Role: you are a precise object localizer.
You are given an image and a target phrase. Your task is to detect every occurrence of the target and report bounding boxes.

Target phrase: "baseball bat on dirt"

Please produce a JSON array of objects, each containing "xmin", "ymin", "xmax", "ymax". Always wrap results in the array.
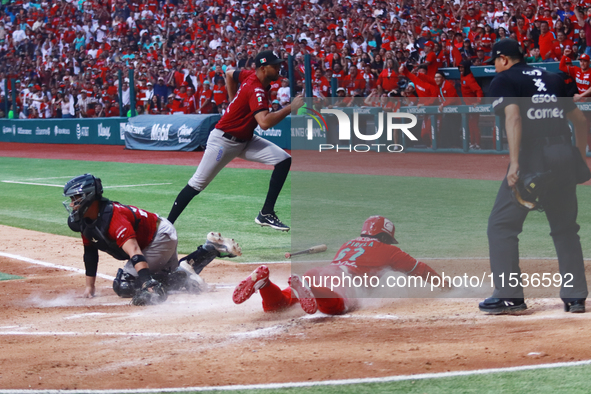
[{"xmin": 285, "ymin": 244, "xmax": 327, "ymax": 259}]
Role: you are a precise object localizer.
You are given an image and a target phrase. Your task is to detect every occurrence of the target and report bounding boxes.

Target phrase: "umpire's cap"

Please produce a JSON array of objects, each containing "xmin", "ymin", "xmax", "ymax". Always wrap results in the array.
[
  {"xmin": 488, "ymin": 39, "xmax": 524, "ymax": 63},
  {"xmin": 254, "ymin": 50, "xmax": 286, "ymax": 67}
]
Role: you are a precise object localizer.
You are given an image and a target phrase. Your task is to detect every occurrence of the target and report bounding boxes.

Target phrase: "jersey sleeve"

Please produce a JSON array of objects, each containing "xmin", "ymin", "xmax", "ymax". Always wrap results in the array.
[
  {"xmin": 559, "ymin": 56, "xmax": 577, "ymax": 79},
  {"xmin": 249, "ymin": 86, "xmax": 270, "ymax": 114},
  {"xmin": 108, "ymin": 205, "xmax": 138, "ymax": 248},
  {"xmin": 387, "ymin": 246, "xmax": 422, "ymax": 273}
]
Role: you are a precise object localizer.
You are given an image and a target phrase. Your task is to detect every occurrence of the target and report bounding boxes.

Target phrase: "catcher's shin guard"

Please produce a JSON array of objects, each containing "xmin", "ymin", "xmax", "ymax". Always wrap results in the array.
[
  {"xmin": 153, "ymin": 269, "xmax": 189, "ymax": 292},
  {"xmin": 179, "ymin": 244, "xmax": 219, "ymax": 275},
  {"xmin": 113, "ymin": 268, "xmax": 138, "ymax": 298}
]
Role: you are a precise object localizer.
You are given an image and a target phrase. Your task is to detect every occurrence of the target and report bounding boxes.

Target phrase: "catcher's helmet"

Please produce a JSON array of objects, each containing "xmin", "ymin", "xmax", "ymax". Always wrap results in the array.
[
  {"xmin": 63, "ymin": 173, "xmax": 103, "ymax": 222},
  {"xmin": 361, "ymin": 215, "xmax": 398, "ymax": 244}
]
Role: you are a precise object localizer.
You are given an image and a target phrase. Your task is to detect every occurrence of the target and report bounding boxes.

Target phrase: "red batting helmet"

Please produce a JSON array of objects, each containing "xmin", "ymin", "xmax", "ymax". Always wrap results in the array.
[{"xmin": 361, "ymin": 216, "xmax": 398, "ymax": 244}]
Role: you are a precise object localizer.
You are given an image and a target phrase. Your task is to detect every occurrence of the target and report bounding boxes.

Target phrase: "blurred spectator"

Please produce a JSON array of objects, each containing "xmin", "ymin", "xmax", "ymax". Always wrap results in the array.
[
  {"xmin": 154, "ymin": 77, "xmax": 168, "ymax": 105},
  {"xmin": 1, "ymin": 0, "xmax": 588, "ymax": 120},
  {"xmin": 277, "ymin": 78, "xmax": 291, "ymax": 106},
  {"xmin": 270, "ymin": 99, "xmax": 282, "ymax": 112},
  {"xmin": 212, "ymin": 78, "xmax": 228, "ymax": 108},
  {"xmin": 61, "ymin": 95, "xmax": 74, "ymax": 118},
  {"xmin": 197, "ymin": 80, "xmax": 214, "ymax": 114},
  {"xmin": 538, "ymin": 21, "xmax": 556, "ymax": 60},
  {"xmin": 525, "ymin": 46, "xmax": 544, "ymax": 63},
  {"xmin": 377, "ymin": 58, "xmax": 399, "ymax": 94},
  {"xmin": 459, "ymin": 60, "xmax": 484, "ymax": 150}
]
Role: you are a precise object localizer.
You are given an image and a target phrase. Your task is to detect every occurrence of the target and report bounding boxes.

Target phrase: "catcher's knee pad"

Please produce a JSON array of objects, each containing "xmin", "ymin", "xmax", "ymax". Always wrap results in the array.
[
  {"xmin": 179, "ymin": 244, "xmax": 218, "ymax": 275},
  {"xmin": 112, "ymin": 268, "xmax": 137, "ymax": 298}
]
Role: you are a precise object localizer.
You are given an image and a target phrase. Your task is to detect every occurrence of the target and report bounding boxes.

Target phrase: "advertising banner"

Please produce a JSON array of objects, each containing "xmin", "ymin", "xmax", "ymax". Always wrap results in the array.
[
  {"xmin": 0, "ymin": 118, "xmax": 127, "ymax": 145},
  {"xmin": 124, "ymin": 114, "xmax": 221, "ymax": 151}
]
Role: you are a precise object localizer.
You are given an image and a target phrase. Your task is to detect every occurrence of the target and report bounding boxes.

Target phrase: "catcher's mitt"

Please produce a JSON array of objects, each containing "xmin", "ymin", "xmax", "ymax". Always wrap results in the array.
[
  {"xmin": 131, "ymin": 279, "xmax": 168, "ymax": 306},
  {"xmin": 511, "ymin": 171, "xmax": 553, "ymax": 211}
]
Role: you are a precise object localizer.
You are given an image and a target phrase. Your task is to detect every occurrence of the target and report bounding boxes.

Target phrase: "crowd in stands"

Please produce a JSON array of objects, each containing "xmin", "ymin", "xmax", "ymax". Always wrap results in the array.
[{"xmin": 0, "ymin": 0, "xmax": 590, "ymax": 120}]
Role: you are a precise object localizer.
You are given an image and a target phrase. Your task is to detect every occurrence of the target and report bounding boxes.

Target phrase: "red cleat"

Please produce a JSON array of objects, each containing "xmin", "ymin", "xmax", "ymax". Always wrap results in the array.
[
  {"xmin": 232, "ymin": 265, "xmax": 270, "ymax": 304},
  {"xmin": 290, "ymin": 274, "xmax": 318, "ymax": 314}
]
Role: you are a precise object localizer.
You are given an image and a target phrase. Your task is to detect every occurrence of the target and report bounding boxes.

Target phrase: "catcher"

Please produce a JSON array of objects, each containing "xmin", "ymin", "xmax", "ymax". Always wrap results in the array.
[
  {"xmin": 232, "ymin": 216, "xmax": 447, "ymax": 315},
  {"xmin": 63, "ymin": 174, "xmax": 242, "ymax": 306}
]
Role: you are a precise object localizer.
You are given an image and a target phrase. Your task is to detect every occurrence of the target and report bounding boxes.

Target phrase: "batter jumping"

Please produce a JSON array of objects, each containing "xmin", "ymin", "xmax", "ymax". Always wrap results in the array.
[{"xmin": 167, "ymin": 50, "xmax": 304, "ymax": 231}]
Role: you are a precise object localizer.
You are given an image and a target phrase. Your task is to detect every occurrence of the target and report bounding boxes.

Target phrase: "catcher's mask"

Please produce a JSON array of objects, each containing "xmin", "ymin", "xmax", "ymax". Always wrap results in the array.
[
  {"xmin": 511, "ymin": 171, "xmax": 553, "ymax": 212},
  {"xmin": 361, "ymin": 215, "xmax": 398, "ymax": 244},
  {"xmin": 63, "ymin": 174, "xmax": 103, "ymax": 221}
]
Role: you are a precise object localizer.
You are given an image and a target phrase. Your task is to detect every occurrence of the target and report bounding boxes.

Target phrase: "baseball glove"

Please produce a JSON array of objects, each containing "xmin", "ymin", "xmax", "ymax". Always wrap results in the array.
[
  {"xmin": 511, "ymin": 171, "xmax": 553, "ymax": 211},
  {"xmin": 131, "ymin": 279, "xmax": 168, "ymax": 306}
]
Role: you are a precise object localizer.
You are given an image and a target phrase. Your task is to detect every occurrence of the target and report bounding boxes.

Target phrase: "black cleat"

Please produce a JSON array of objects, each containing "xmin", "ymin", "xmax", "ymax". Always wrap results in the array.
[
  {"xmin": 564, "ymin": 299, "xmax": 586, "ymax": 313},
  {"xmin": 478, "ymin": 297, "xmax": 527, "ymax": 314},
  {"xmin": 255, "ymin": 211, "xmax": 290, "ymax": 232}
]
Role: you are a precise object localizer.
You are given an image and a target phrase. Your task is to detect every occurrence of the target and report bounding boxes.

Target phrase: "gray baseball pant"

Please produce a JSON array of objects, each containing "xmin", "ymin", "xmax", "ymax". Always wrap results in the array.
[{"xmin": 188, "ymin": 128, "xmax": 290, "ymax": 191}]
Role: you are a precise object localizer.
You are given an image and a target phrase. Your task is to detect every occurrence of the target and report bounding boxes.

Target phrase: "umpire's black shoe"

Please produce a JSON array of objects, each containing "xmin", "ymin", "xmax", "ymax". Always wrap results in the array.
[
  {"xmin": 255, "ymin": 211, "xmax": 290, "ymax": 232},
  {"xmin": 478, "ymin": 297, "xmax": 527, "ymax": 314},
  {"xmin": 563, "ymin": 299, "xmax": 586, "ymax": 313}
]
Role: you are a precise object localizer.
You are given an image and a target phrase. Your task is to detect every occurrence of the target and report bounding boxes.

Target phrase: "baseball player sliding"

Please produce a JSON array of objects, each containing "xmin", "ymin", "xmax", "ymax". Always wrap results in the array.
[
  {"xmin": 168, "ymin": 50, "xmax": 304, "ymax": 232},
  {"xmin": 233, "ymin": 216, "xmax": 447, "ymax": 315},
  {"xmin": 63, "ymin": 174, "xmax": 242, "ymax": 305}
]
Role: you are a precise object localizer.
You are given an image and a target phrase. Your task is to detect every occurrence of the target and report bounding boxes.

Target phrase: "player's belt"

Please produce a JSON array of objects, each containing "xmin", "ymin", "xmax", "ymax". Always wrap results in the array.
[{"xmin": 222, "ymin": 132, "xmax": 248, "ymax": 143}]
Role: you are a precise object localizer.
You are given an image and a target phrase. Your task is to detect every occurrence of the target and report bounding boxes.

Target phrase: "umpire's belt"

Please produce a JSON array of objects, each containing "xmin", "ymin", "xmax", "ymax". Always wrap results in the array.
[
  {"xmin": 533, "ymin": 134, "xmax": 571, "ymax": 146},
  {"xmin": 222, "ymin": 132, "xmax": 248, "ymax": 143}
]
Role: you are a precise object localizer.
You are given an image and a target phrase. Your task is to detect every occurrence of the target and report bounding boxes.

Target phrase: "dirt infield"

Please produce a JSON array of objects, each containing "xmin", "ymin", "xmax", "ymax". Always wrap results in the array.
[
  {"xmin": 1, "ymin": 226, "xmax": 591, "ymax": 390},
  {"xmin": 1, "ymin": 142, "xmax": 591, "ymax": 390}
]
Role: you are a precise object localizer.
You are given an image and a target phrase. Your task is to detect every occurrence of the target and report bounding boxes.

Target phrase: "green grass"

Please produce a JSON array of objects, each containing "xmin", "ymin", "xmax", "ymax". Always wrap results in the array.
[
  {"xmin": 0, "ymin": 272, "xmax": 23, "ymax": 280},
  {"xmin": 0, "ymin": 157, "xmax": 290, "ymax": 262}
]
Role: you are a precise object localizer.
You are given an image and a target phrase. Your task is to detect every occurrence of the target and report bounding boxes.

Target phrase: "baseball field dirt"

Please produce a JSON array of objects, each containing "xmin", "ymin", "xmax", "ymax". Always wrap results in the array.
[{"xmin": 1, "ymin": 142, "xmax": 590, "ymax": 390}]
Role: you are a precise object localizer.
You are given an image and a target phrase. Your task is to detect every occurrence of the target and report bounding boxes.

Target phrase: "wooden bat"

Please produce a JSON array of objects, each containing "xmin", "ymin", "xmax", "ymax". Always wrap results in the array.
[{"xmin": 285, "ymin": 244, "xmax": 327, "ymax": 259}]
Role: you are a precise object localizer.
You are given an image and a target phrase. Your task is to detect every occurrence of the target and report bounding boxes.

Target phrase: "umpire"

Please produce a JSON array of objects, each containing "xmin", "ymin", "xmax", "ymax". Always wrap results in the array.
[{"xmin": 479, "ymin": 39, "xmax": 590, "ymax": 314}]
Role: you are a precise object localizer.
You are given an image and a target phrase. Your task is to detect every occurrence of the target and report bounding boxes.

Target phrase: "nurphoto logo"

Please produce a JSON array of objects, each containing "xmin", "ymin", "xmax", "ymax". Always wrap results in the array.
[{"xmin": 304, "ymin": 106, "xmax": 418, "ymax": 153}]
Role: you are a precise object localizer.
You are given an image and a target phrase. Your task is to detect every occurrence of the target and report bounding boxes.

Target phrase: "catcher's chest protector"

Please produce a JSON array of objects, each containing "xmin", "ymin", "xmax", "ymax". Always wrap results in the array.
[{"xmin": 81, "ymin": 201, "xmax": 131, "ymax": 261}]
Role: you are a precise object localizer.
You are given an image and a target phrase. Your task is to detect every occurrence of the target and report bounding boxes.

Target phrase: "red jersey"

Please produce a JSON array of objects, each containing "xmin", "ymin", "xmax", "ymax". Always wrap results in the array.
[
  {"xmin": 198, "ymin": 88, "xmax": 214, "ymax": 113},
  {"xmin": 212, "ymin": 84, "xmax": 228, "ymax": 105},
  {"xmin": 342, "ymin": 73, "xmax": 365, "ymax": 95},
  {"xmin": 312, "ymin": 76, "xmax": 330, "ymax": 97},
  {"xmin": 215, "ymin": 70, "xmax": 269, "ymax": 140},
  {"xmin": 401, "ymin": 68, "xmax": 438, "ymax": 105},
  {"xmin": 81, "ymin": 203, "xmax": 158, "ymax": 250},
  {"xmin": 460, "ymin": 73, "xmax": 484, "ymax": 105},
  {"xmin": 377, "ymin": 68, "xmax": 399, "ymax": 92},
  {"xmin": 330, "ymin": 236, "xmax": 437, "ymax": 281},
  {"xmin": 419, "ymin": 74, "xmax": 460, "ymax": 106},
  {"xmin": 551, "ymin": 39, "xmax": 574, "ymax": 59},
  {"xmin": 425, "ymin": 51, "xmax": 439, "ymax": 78},
  {"xmin": 559, "ymin": 56, "xmax": 591, "ymax": 94},
  {"xmin": 539, "ymin": 31, "xmax": 556, "ymax": 60}
]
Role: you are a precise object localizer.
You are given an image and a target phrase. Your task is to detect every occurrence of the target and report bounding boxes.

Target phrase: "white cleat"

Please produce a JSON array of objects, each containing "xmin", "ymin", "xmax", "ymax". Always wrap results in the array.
[{"xmin": 206, "ymin": 232, "xmax": 242, "ymax": 257}]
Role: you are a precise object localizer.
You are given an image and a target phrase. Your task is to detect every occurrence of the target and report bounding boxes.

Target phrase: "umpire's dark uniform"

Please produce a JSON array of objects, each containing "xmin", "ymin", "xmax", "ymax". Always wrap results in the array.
[{"xmin": 480, "ymin": 39, "xmax": 589, "ymax": 314}]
